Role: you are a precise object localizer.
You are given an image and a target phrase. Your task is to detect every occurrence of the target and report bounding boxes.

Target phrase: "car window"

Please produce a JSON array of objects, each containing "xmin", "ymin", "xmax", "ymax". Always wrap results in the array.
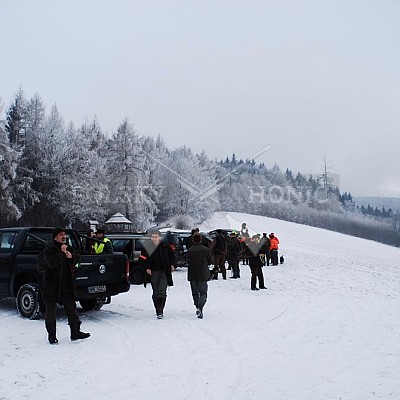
[
  {"xmin": 135, "ymin": 238, "xmax": 150, "ymax": 251},
  {"xmin": 0, "ymin": 232, "xmax": 17, "ymax": 253},
  {"xmin": 21, "ymin": 230, "xmax": 81, "ymax": 253},
  {"xmin": 22, "ymin": 232, "xmax": 50, "ymax": 252}
]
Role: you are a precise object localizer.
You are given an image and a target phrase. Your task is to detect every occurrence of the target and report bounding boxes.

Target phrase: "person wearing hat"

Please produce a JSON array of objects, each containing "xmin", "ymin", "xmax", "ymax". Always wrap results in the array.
[
  {"xmin": 41, "ymin": 228, "xmax": 90, "ymax": 344},
  {"xmin": 93, "ymin": 228, "xmax": 113, "ymax": 254}
]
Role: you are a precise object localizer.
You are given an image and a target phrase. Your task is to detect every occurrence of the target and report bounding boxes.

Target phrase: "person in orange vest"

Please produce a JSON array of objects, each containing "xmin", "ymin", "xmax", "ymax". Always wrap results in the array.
[{"xmin": 269, "ymin": 232, "xmax": 280, "ymax": 265}]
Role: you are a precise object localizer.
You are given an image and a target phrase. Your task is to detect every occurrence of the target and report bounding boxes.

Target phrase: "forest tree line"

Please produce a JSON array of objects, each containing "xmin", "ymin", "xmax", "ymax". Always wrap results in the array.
[{"xmin": 1, "ymin": 88, "xmax": 399, "ymax": 247}]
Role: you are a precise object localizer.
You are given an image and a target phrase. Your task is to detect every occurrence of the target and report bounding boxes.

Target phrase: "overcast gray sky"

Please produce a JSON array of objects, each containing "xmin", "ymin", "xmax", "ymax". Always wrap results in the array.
[{"xmin": 1, "ymin": 0, "xmax": 399, "ymax": 197}]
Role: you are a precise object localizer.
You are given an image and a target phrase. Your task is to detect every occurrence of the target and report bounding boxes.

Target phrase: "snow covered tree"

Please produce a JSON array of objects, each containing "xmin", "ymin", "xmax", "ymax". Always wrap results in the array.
[
  {"xmin": 106, "ymin": 119, "xmax": 157, "ymax": 230},
  {"xmin": 58, "ymin": 118, "xmax": 109, "ymax": 226},
  {"xmin": 151, "ymin": 146, "xmax": 217, "ymax": 224},
  {"xmin": 28, "ymin": 104, "xmax": 66, "ymax": 225},
  {"xmin": 5, "ymin": 87, "xmax": 28, "ymax": 148},
  {"xmin": 0, "ymin": 112, "xmax": 21, "ymax": 223},
  {"xmin": 13, "ymin": 94, "xmax": 46, "ymax": 219}
]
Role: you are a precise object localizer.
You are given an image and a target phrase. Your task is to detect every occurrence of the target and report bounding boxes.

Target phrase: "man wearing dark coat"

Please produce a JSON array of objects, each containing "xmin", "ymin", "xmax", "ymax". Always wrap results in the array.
[
  {"xmin": 227, "ymin": 232, "xmax": 242, "ymax": 278},
  {"xmin": 209, "ymin": 229, "xmax": 227, "ymax": 279},
  {"xmin": 187, "ymin": 233, "xmax": 212, "ymax": 319},
  {"xmin": 140, "ymin": 231, "xmax": 174, "ymax": 319},
  {"xmin": 42, "ymin": 228, "xmax": 90, "ymax": 344},
  {"xmin": 247, "ymin": 235, "xmax": 267, "ymax": 291}
]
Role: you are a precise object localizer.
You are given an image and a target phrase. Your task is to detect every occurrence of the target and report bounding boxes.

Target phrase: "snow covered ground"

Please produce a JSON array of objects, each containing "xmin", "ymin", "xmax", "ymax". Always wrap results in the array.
[{"xmin": 1, "ymin": 211, "xmax": 399, "ymax": 400}]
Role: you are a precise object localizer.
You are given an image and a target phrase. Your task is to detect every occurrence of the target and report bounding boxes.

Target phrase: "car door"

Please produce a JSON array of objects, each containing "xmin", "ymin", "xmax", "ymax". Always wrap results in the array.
[{"xmin": 0, "ymin": 231, "xmax": 17, "ymax": 295}]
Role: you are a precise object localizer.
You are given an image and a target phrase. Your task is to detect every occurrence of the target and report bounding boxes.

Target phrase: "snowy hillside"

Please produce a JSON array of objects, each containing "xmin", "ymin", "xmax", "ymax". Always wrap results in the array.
[{"xmin": 1, "ymin": 211, "xmax": 399, "ymax": 400}]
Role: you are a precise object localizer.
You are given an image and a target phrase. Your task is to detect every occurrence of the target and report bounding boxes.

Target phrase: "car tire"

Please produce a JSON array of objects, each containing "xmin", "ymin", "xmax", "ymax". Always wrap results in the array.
[
  {"xmin": 79, "ymin": 298, "xmax": 104, "ymax": 311},
  {"xmin": 130, "ymin": 266, "xmax": 145, "ymax": 285},
  {"xmin": 16, "ymin": 283, "xmax": 42, "ymax": 320}
]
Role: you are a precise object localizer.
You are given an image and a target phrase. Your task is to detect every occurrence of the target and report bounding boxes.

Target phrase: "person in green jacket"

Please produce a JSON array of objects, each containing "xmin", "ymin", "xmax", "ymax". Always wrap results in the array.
[{"xmin": 93, "ymin": 228, "xmax": 113, "ymax": 254}]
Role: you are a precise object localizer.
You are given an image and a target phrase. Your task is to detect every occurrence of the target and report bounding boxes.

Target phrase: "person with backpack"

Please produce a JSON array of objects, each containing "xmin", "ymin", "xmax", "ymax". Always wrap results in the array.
[{"xmin": 41, "ymin": 228, "xmax": 90, "ymax": 344}]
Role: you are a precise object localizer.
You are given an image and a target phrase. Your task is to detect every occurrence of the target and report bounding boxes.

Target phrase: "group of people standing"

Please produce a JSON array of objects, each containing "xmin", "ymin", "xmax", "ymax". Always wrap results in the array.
[{"xmin": 208, "ymin": 224, "xmax": 281, "ymax": 291}]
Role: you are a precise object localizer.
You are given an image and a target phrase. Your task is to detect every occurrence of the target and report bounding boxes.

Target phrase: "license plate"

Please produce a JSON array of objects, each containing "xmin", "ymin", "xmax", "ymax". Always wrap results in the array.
[{"xmin": 88, "ymin": 285, "xmax": 106, "ymax": 294}]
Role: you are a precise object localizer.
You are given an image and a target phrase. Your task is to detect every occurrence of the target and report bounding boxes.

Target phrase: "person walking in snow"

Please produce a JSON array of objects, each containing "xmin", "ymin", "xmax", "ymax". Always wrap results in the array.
[
  {"xmin": 140, "ymin": 230, "xmax": 175, "ymax": 319},
  {"xmin": 41, "ymin": 228, "xmax": 90, "ymax": 344},
  {"xmin": 187, "ymin": 233, "xmax": 212, "ymax": 319}
]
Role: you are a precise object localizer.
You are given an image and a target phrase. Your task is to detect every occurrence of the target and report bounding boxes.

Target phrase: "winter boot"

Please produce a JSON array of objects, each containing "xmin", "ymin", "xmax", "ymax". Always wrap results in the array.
[
  {"xmin": 48, "ymin": 334, "xmax": 59, "ymax": 345},
  {"xmin": 46, "ymin": 321, "xmax": 58, "ymax": 345},
  {"xmin": 153, "ymin": 299, "xmax": 162, "ymax": 318},
  {"xmin": 157, "ymin": 298, "xmax": 166, "ymax": 319},
  {"xmin": 70, "ymin": 322, "xmax": 91, "ymax": 341}
]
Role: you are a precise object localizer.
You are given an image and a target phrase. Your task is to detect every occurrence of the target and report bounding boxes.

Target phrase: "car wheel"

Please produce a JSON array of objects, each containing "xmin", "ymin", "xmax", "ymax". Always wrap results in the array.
[
  {"xmin": 16, "ymin": 283, "xmax": 41, "ymax": 320},
  {"xmin": 130, "ymin": 266, "xmax": 145, "ymax": 285},
  {"xmin": 79, "ymin": 298, "xmax": 104, "ymax": 311}
]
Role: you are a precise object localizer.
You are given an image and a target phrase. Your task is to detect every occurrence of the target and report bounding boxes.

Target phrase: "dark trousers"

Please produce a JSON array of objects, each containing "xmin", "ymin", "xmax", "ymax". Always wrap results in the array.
[
  {"xmin": 189, "ymin": 281, "xmax": 208, "ymax": 311},
  {"xmin": 213, "ymin": 254, "xmax": 226, "ymax": 279},
  {"xmin": 270, "ymin": 250, "xmax": 279, "ymax": 265},
  {"xmin": 150, "ymin": 270, "xmax": 168, "ymax": 300},
  {"xmin": 151, "ymin": 271, "xmax": 168, "ymax": 314},
  {"xmin": 228, "ymin": 256, "xmax": 240, "ymax": 278},
  {"xmin": 43, "ymin": 292, "xmax": 80, "ymax": 334},
  {"xmin": 250, "ymin": 265, "xmax": 265, "ymax": 289},
  {"xmin": 242, "ymin": 248, "xmax": 249, "ymax": 265}
]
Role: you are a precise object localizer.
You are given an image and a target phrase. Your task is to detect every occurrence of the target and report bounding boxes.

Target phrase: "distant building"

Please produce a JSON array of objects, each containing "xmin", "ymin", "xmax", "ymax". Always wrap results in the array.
[{"xmin": 105, "ymin": 213, "xmax": 132, "ymax": 232}]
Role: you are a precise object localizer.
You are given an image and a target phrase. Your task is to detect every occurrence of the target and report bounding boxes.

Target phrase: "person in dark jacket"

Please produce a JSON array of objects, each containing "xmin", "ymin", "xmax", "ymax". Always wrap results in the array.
[
  {"xmin": 209, "ymin": 229, "xmax": 227, "ymax": 279},
  {"xmin": 140, "ymin": 230, "xmax": 174, "ymax": 319},
  {"xmin": 42, "ymin": 228, "xmax": 90, "ymax": 344},
  {"xmin": 184, "ymin": 229, "xmax": 197, "ymax": 249},
  {"xmin": 247, "ymin": 235, "xmax": 267, "ymax": 291},
  {"xmin": 227, "ymin": 232, "xmax": 242, "ymax": 278},
  {"xmin": 187, "ymin": 233, "xmax": 212, "ymax": 319},
  {"xmin": 260, "ymin": 233, "xmax": 270, "ymax": 266}
]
